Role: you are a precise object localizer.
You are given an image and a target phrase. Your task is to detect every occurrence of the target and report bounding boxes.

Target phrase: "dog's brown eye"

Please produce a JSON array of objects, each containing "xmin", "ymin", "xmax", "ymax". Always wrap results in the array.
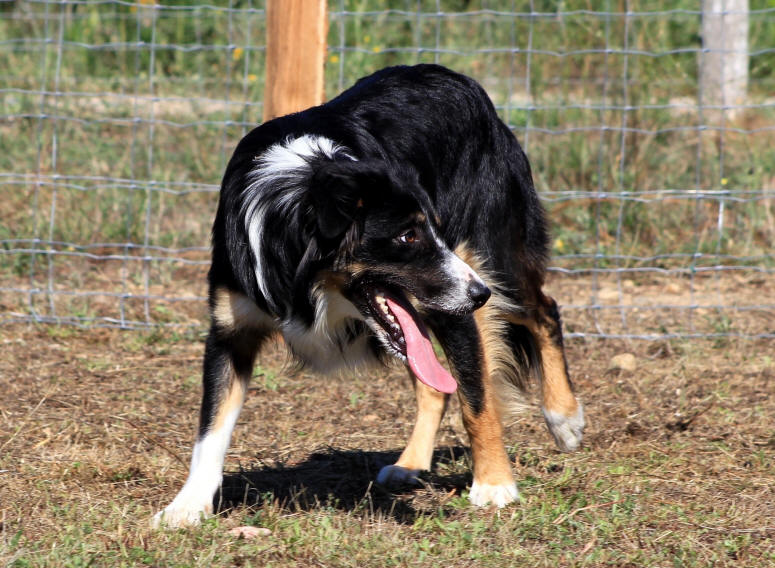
[{"xmin": 397, "ymin": 229, "xmax": 418, "ymax": 244}]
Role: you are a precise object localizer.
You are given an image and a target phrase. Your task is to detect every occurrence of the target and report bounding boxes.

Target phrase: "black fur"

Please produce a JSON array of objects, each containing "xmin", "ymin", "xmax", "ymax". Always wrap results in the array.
[
  {"xmin": 211, "ymin": 64, "xmax": 547, "ymax": 327},
  {"xmin": 205, "ymin": 61, "xmax": 557, "ymax": 422},
  {"xmin": 155, "ymin": 65, "xmax": 585, "ymax": 526},
  {"xmin": 162, "ymin": 64, "xmax": 583, "ymax": 522}
]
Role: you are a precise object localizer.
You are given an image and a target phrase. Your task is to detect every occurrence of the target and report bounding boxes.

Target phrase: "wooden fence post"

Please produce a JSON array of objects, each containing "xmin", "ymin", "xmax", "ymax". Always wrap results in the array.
[
  {"xmin": 263, "ymin": 0, "xmax": 328, "ymax": 122},
  {"xmin": 700, "ymin": 0, "xmax": 749, "ymax": 117}
]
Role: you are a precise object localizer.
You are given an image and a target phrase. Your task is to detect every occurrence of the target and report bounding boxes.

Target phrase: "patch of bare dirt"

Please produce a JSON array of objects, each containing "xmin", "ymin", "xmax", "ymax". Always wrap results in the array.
[{"xmin": 0, "ymin": 275, "xmax": 773, "ymax": 560}]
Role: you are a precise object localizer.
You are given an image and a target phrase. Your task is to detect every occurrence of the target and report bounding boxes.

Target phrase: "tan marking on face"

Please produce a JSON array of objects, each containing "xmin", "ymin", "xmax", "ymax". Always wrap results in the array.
[
  {"xmin": 394, "ymin": 376, "xmax": 448, "ymax": 472},
  {"xmin": 331, "ymin": 259, "xmax": 370, "ymax": 279},
  {"xmin": 212, "ymin": 287, "xmax": 272, "ymax": 331},
  {"xmin": 452, "ymin": 241, "xmax": 478, "ymax": 270}
]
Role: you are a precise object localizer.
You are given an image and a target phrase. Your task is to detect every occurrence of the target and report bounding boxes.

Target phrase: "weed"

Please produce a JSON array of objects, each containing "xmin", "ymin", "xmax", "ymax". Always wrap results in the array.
[
  {"xmin": 349, "ymin": 391, "xmax": 365, "ymax": 408},
  {"xmin": 254, "ymin": 364, "xmax": 280, "ymax": 391}
]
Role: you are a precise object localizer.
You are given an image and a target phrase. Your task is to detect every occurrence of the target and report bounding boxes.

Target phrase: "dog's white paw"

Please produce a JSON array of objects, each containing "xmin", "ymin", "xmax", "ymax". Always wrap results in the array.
[
  {"xmin": 543, "ymin": 403, "xmax": 585, "ymax": 452},
  {"xmin": 468, "ymin": 480, "xmax": 520, "ymax": 507},
  {"xmin": 376, "ymin": 464, "xmax": 422, "ymax": 487},
  {"xmin": 151, "ymin": 499, "xmax": 212, "ymax": 529}
]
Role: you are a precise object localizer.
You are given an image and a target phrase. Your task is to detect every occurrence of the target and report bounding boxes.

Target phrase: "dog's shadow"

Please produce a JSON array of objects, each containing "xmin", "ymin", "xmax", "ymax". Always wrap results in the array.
[{"xmin": 216, "ymin": 446, "xmax": 471, "ymax": 523}]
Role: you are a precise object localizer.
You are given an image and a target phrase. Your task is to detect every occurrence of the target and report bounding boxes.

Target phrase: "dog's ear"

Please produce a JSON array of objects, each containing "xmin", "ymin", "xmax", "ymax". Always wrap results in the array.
[{"xmin": 309, "ymin": 159, "xmax": 386, "ymax": 239}]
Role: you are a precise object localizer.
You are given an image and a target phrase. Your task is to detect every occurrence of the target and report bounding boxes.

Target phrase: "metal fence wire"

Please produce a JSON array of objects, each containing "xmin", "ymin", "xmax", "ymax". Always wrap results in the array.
[{"xmin": 1, "ymin": 0, "xmax": 773, "ymax": 340}]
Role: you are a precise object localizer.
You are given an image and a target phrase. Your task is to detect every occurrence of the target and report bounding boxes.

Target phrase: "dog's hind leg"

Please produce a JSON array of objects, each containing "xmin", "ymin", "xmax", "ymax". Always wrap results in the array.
[
  {"xmin": 512, "ymin": 293, "xmax": 584, "ymax": 452},
  {"xmin": 377, "ymin": 375, "xmax": 448, "ymax": 486},
  {"xmin": 429, "ymin": 312, "xmax": 519, "ymax": 507},
  {"xmin": 153, "ymin": 294, "xmax": 267, "ymax": 528}
]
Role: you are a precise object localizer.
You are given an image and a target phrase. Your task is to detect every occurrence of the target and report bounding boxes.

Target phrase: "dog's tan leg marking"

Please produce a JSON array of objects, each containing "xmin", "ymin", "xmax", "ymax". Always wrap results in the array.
[
  {"xmin": 534, "ymin": 326, "xmax": 584, "ymax": 451},
  {"xmin": 436, "ymin": 243, "xmax": 519, "ymax": 506},
  {"xmin": 212, "ymin": 366, "xmax": 249, "ymax": 432},
  {"xmin": 152, "ymin": 357, "xmax": 250, "ymax": 528},
  {"xmin": 463, "ymin": 305, "xmax": 519, "ymax": 507},
  {"xmin": 511, "ymin": 295, "xmax": 584, "ymax": 452},
  {"xmin": 378, "ymin": 376, "xmax": 448, "ymax": 486},
  {"xmin": 212, "ymin": 286, "xmax": 274, "ymax": 332},
  {"xmin": 534, "ymin": 326, "xmax": 578, "ymax": 414},
  {"xmin": 396, "ymin": 377, "xmax": 447, "ymax": 470}
]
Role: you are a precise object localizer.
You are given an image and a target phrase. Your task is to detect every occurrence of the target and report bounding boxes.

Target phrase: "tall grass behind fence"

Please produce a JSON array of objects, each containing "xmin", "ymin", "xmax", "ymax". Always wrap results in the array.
[{"xmin": 1, "ymin": 0, "xmax": 773, "ymax": 339}]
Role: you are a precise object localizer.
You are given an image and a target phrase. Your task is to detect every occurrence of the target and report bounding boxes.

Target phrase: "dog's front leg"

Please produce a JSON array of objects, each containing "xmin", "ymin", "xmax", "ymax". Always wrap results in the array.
[
  {"xmin": 377, "ymin": 374, "xmax": 448, "ymax": 486},
  {"xmin": 153, "ymin": 327, "xmax": 261, "ymax": 528},
  {"xmin": 430, "ymin": 313, "xmax": 519, "ymax": 507}
]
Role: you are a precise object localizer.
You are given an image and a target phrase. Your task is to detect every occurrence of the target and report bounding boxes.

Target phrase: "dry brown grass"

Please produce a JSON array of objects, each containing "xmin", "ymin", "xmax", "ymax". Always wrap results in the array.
[{"xmin": 1, "ymin": 276, "xmax": 774, "ymax": 566}]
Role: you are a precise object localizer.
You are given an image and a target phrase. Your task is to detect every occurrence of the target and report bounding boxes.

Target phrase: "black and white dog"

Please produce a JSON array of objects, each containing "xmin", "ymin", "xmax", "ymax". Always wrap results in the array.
[{"xmin": 153, "ymin": 64, "xmax": 584, "ymax": 527}]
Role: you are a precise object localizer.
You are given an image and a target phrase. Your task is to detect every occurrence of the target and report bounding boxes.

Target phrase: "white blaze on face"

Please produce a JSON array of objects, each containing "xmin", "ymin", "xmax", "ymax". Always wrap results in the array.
[
  {"xmin": 439, "ymin": 246, "xmax": 487, "ymax": 312},
  {"xmin": 424, "ymin": 224, "xmax": 487, "ymax": 311}
]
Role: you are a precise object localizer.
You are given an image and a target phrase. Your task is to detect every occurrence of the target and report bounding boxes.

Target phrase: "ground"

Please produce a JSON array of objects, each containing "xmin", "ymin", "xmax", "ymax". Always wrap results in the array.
[{"xmin": 0, "ymin": 277, "xmax": 773, "ymax": 567}]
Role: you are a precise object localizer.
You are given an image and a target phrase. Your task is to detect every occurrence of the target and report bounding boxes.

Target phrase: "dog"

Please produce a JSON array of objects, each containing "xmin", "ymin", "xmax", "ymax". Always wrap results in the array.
[{"xmin": 153, "ymin": 64, "xmax": 584, "ymax": 527}]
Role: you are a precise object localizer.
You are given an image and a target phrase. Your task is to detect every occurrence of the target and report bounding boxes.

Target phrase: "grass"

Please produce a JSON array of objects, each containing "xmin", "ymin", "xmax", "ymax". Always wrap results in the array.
[
  {"xmin": 1, "ymin": 1, "xmax": 773, "ymax": 256},
  {"xmin": 0, "ymin": 5, "xmax": 774, "ymax": 562},
  {"xmin": 1, "ymin": 320, "xmax": 774, "ymax": 566},
  {"xmin": 1, "ymin": 3, "xmax": 772, "ymax": 327}
]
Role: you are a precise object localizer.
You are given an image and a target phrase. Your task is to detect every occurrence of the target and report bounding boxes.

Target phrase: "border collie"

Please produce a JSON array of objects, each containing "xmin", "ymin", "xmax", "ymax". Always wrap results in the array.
[{"xmin": 153, "ymin": 64, "xmax": 584, "ymax": 527}]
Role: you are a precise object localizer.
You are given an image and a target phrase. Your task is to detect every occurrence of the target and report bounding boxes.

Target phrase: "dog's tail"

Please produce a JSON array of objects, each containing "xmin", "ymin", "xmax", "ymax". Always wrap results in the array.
[
  {"xmin": 491, "ymin": 320, "xmax": 542, "ymax": 424},
  {"xmin": 472, "ymin": 290, "xmax": 541, "ymax": 424}
]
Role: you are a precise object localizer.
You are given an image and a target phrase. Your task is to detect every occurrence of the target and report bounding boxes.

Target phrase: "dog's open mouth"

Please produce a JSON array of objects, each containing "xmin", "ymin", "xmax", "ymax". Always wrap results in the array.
[{"xmin": 366, "ymin": 287, "xmax": 457, "ymax": 394}]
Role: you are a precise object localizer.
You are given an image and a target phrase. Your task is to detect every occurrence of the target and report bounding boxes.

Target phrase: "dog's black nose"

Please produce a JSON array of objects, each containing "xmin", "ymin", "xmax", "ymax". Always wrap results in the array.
[{"xmin": 467, "ymin": 279, "xmax": 491, "ymax": 309}]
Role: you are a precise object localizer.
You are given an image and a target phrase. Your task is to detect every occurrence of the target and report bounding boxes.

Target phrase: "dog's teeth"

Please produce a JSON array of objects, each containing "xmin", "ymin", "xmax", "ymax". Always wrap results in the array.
[
  {"xmin": 387, "ymin": 313, "xmax": 395, "ymax": 322},
  {"xmin": 381, "ymin": 304, "xmax": 389, "ymax": 314}
]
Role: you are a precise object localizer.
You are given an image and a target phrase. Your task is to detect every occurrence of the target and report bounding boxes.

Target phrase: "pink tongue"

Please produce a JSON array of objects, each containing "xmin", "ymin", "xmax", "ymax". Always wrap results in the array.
[{"xmin": 385, "ymin": 297, "xmax": 457, "ymax": 394}]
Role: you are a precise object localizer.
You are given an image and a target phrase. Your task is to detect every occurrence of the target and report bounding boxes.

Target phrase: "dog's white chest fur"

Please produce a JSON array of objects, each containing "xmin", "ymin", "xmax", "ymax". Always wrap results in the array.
[{"xmin": 281, "ymin": 289, "xmax": 376, "ymax": 373}]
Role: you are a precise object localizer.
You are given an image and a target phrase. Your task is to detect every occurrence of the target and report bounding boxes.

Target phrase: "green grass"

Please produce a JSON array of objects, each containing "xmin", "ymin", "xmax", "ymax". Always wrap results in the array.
[
  {"xmin": 2, "ymin": 449, "xmax": 771, "ymax": 567},
  {"xmin": 0, "ymin": 471, "xmax": 765, "ymax": 567},
  {"xmin": 2, "ymin": 0, "xmax": 773, "ymax": 258},
  {"xmin": 2, "ymin": 325, "xmax": 775, "ymax": 566}
]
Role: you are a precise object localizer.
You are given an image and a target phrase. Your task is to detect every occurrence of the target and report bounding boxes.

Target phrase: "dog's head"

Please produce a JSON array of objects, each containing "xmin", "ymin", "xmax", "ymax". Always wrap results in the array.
[{"xmin": 310, "ymin": 158, "xmax": 490, "ymax": 392}]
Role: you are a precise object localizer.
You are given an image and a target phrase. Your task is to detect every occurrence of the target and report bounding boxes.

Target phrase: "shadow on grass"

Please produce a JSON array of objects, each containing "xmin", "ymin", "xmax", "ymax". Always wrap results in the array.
[{"xmin": 217, "ymin": 446, "xmax": 472, "ymax": 524}]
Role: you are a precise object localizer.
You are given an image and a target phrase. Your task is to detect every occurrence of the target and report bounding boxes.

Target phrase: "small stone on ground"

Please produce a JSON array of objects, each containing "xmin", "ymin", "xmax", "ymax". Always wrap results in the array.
[
  {"xmin": 610, "ymin": 353, "xmax": 637, "ymax": 372},
  {"xmin": 228, "ymin": 526, "xmax": 272, "ymax": 539}
]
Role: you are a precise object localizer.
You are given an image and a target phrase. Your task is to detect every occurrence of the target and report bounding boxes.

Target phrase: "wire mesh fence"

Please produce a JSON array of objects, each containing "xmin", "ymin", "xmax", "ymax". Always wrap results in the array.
[{"xmin": 1, "ymin": 0, "xmax": 773, "ymax": 340}]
